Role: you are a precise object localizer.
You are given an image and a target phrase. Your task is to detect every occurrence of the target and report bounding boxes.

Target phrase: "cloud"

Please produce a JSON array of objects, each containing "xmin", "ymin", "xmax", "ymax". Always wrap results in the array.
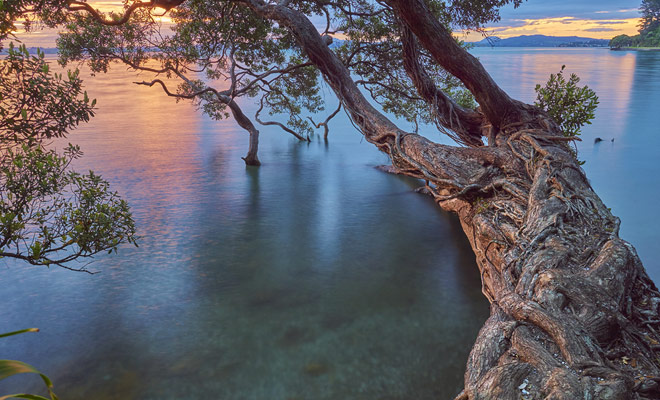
[
  {"xmin": 87, "ymin": 1, "xmax": 124, "ymax": 11},
  {"xmin": 494, "ymin": 1, "xmax": 642, "ymax": 22},
  {"xmin": 462, "ymin": 16, "xmax": 640, "ymax": 41},
  {"xmin": 584, "ymin": 27, "xmax": 617, "ymax": 32},
  {"xmin": 594, "ymin": 9, "xmax": 635, "ymax": 15}
]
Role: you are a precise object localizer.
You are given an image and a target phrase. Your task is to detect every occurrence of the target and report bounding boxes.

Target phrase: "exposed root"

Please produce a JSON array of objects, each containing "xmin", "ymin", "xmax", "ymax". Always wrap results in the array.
[{"xmin": 404, "ymin": 123, "xmax": 660, "ymax": 399}]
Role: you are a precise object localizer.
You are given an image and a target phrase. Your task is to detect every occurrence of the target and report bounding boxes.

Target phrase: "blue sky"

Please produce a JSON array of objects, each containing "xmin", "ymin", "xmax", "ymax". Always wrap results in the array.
[{"xmin": 500, "ymin": 0, "xmax": 640, "ymax": 20}]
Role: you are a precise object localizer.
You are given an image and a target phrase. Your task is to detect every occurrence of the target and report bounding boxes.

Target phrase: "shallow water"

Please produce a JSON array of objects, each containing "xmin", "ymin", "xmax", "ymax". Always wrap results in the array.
[
  {"xmin": 1, "ymin": 48, "xmax": 659, "ymax": 399},
  {"xmin": 1, "ymin": 56, "xmax": 488, "ymax": 399}
]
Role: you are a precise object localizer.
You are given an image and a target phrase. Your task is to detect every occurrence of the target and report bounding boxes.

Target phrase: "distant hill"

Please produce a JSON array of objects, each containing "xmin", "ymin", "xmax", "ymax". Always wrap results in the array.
[
  {"xmin": 0, "ymin": 46, "xmax": 59, "ymax": 55},
  {"xmin": 470, "ymin": 35, "xmax": 609, "ymax": 48}
]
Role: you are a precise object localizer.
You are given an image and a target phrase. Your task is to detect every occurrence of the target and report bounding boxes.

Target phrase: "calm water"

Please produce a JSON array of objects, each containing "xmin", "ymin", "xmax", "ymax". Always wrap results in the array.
[{"xmin": 0, "ymin": 48, "xmax": 658, "ymax": 399}]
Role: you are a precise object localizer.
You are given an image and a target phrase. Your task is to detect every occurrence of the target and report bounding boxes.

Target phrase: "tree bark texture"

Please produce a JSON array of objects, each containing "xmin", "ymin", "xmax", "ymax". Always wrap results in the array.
[
  {"xmin": 233, "ymin": 1, "xmax": 660, "ymax": 398},
  {"xmin": 227, "ymin": 99, "xmax": 261, "ymax": 166}
]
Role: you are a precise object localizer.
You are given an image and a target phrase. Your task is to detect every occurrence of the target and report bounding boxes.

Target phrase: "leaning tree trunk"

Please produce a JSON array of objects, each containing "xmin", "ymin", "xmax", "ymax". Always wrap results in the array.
[
  {"xmin": 227, "ymin": 100, "xmax": 261, "ymax": 166},
  {"xmin": 389, "ymin": 1, "xmax": 660, "ymax": 398},
  {"xmin": 422, "ymin": 128, "xmax": 660, "ymax": 400},
  {"xmin": 240, "ymin": 1, "xmax": 660, "ymax": 398}
]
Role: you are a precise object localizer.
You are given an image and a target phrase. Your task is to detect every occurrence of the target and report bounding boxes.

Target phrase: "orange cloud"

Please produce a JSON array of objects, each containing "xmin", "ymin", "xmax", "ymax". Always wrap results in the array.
[
  {"xmin": 463, "ymin": 16, "xmax": 641, "ymax": 41},
  {"xmin": 85, "ymin": 1, "xmax": 124, "ymax": 12}
]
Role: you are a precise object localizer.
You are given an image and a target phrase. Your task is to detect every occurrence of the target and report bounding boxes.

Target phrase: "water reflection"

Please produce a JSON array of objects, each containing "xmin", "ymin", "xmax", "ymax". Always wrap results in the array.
[
  {"xmin": 587, "ymin": 51, "xmax": 660, "ymax": 275},
  {"xmin": 0, "ymin": 57, "xmax": 487, "ymax": 399},
  {"xmin": 475, "ymin": 48, "xmax": 637, "ymax": 141}
]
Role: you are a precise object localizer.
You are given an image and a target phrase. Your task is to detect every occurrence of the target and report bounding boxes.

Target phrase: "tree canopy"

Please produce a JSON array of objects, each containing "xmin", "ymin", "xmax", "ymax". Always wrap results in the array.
[
  {"xmin": 641, "ymin": 0, "xmax": 660, "ymax": 32},
  {"xmin": 610, "ymin": 0, "xmax": 660, "ymax": 48},
  {"xmin": 48, "ymin": 0, "xmax": 525, "ymax": 160}
]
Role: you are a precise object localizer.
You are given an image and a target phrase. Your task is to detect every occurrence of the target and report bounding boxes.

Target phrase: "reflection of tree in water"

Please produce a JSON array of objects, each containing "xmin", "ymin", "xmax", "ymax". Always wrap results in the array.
[{"xmin": 175, "ymin": 143, "xmax": 488, "ymax": 398}]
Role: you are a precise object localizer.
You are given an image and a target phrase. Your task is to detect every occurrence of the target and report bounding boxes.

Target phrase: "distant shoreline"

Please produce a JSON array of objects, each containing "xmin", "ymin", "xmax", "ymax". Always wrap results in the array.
[
  {"xmin": 8, "ymin": 46, "xmax": 660, "ymax": 56},
  {"xmin": 610, "ymin": 47, "xmax": 660, "ymax": 52}
]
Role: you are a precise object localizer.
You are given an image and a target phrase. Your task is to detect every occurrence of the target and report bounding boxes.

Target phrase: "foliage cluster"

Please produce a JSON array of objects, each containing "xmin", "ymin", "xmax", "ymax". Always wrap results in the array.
[
  {"xmin": 51, "ymin": 0, "xmax": 530, "ymax": 143},
  {"xmin": 610, "ymin": 27, "xmax": 660, "ymax": 48},
  {"xmin": 55, "ymin": 1, "xmax": 327, "ymax": 140},
  {"xmin": 0, "ymin": 329, "xmax": 58, "ymax": 400},
  {"xmin": 534, "ymin": 65, "xmax": 599, "ymax": 138},
  {"xmin": 1, "ymin": 44, "xmax": 137, "ymax": 271},
  {"xmin": 640, "ymin": 0, "xmax": 660, "ymax": 32}
]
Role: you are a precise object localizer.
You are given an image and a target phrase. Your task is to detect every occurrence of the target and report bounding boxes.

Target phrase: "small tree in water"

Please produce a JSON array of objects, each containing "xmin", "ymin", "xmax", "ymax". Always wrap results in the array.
[{"xmin": 535, "ymin": 65, "xmax": 599, "ymax": 138}]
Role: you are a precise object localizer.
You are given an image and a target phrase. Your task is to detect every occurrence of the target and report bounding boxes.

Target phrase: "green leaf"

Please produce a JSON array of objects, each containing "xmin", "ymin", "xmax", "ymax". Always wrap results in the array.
[
  {"xmin": 30, "ymin": 242, "xmax": 42, "ymax": 258},
  {"xmin": 20, "ymin": 109, "xmax": 27, "ymax": 120},
  {"xmin": 0, "ymin": 394, "xmax": 52, "ymax": 400},
  {"xmin": 0, "ymin": 360, "xmax": 52, "ymax": 387},
  {"xmin": 0, "ymin": 329, "xmax": 39, "ymax": 339},
  {"xmin": 0, "ymin": 360, "xmax": 57, "ymax": 400}
]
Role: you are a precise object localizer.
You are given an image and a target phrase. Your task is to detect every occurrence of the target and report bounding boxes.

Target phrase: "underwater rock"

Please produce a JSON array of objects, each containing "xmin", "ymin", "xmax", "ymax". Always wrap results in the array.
[{"xmin": 303, "ymin": 362, "xmax": 330, "ymax": 377}]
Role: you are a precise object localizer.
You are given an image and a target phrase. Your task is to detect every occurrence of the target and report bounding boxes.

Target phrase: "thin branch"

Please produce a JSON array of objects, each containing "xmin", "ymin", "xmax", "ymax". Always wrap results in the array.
[
  {"xmin": 307, "ymin": 103, "xmax": 341, "ymax": 140},
  {"xmin": 0, "ymin": 252, "xmax": 96, "ymax": 274},
  {"xmin": 254, "ymin": 96, "xmax": 308, "ymax": 141},
  {"xmin": 67, "ymin": 1, "xmax": 154, "ymax": 26}
]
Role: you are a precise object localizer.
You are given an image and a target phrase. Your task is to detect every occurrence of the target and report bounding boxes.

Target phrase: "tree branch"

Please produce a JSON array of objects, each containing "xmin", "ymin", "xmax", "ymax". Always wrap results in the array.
[
  {"xmin": 254, "ymin": 96, "xmax": 308, "ymax": 142},
  {"xmin": 66, "ymin": 0, "xmax": 185, "ymax": 25},
  {"xmin": 308, "ymin": 103, "xmax": 341, "ymax": 140},
  {"xmin": 399, "ymin": 23, "xmax": 484, "ymax": 147},
  {"xmin": 387, "ymin": 0, "xmax": 529, "ymax": 131}
]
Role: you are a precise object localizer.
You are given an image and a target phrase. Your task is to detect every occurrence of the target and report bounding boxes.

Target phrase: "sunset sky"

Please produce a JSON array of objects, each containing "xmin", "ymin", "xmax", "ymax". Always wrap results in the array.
[
  {"xmin": 462, "ymin": 0, "xmax": 642, "ymax": 40},
  {"xmin": 7, "ymin": 0, "xmax": 644, "ymax": 47}
]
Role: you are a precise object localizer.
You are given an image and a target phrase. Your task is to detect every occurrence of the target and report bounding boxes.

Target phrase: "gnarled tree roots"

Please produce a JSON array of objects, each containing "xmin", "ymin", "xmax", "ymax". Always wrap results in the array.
[{"xmin": 392, "ymin": 126, "xmax": 660, "ymax": 400}]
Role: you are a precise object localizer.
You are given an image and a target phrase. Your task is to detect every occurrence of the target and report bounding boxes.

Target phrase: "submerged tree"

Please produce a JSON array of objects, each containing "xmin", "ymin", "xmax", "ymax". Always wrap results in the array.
[
  {"xmin": 52, "ymin": 1, "xmax": 338, "ymax": 166},
  {"xmin": 8, "ymin": 0, "xmax": 660, "ymax": 398}
]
